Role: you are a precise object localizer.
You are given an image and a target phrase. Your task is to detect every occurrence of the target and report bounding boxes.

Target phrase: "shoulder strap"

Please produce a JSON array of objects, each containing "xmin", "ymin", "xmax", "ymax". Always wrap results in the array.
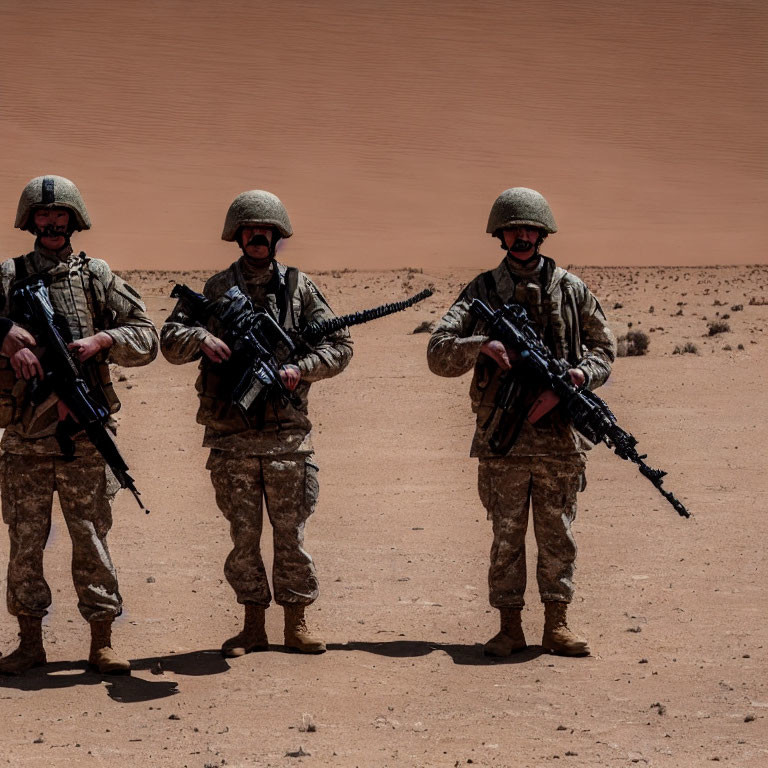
[
  {"xmin": 12, "ymin": 255, "xmax": 28, "ymax": 282},
  {"xmin": 482, "ymin": 269, "xmax": 496, "ymax": 296}
]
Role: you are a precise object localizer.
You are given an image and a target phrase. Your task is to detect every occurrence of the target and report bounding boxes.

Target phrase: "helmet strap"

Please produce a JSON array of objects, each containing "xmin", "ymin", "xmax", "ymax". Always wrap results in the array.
[
  {"xmin": 496, "ymin": 230, "xmax": 546, "ymax": 263},
  {"xmin": 238, "ymin": 228, "xmax": 281, "ymax": 261}
]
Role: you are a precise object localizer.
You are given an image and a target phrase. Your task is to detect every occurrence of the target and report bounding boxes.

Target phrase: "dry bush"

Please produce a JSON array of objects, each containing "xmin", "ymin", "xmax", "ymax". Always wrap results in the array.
[
  {"xmin": 707, "ymin": 320, "xmax": 731, "ymax": 336},
  {"xmin": 617, "ymin": 329, "xmax": 650, "ymax": 357},
  {"xmin": 731, "ymin": 304, "xmax": 744, "ymax": 312},
  {"xmin": 749, "ymin": 297, "xmax": 768, "ymax": 306},
  {"xmin": 673, "ymin": 342, "xmax": 699, "ymax": 355}
]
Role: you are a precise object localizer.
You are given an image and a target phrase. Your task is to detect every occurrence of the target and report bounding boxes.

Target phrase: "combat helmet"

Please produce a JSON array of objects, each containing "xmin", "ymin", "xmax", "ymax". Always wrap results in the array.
[
  {"xmin": 221, "ymin": 190, "xmax": 293, "ymax": 242},
  {"xmin": 486, "ymin": 187, "xmax": 557, "ymax": 236},
  {"xmin": 15, "ymin": 175, "xmax": 91, "ymax": 232}
]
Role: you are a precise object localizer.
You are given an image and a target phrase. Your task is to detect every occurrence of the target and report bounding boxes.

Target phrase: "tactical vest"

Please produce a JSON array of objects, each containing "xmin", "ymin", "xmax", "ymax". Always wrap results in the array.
[
  {"xmin": 195, "ymin": 263, "xmax": 304, "ymax": 432},
  {"xmin": 0, "ymin": 252, "xmax": 119, "ymax": 429}
]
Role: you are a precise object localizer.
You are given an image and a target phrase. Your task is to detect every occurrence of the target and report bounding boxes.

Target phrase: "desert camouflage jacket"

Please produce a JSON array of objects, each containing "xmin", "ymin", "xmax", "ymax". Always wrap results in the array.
[
  {"xmin": 0, "ymin": 244, "xmax": 158, "ymax": 454},
  {"xmin": 161, "ymin": 257, "xmax": 352, "ymax": 455},
  {"xmin": 427, "ymin": 255, "xmax": 616, "ymax": 458}
]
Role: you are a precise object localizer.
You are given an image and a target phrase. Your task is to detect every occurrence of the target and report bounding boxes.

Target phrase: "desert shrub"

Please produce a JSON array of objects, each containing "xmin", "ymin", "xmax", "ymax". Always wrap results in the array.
[
  {"xmin": 749, "ymin": 297, "xmax": 768, "ymax": 306},
  {"xmin": 731, "ymin": 304, "xmax": 743, "ymax": 312},
  {"xmin": 720, "ymin": 313, "xmax": 730, "ymax": 320},
  {"xmin": 713, "ymin": 299, "xmax": 725, "ymax": 306},
  {"xmin": 616, "ymin": 330, "xmax": 650, "ymax": 357},
  {"xmin": 707, "ymin": 320, "xmax": 730, "ymax": 336},
  {"xmin": 673, "ymin": 342, "xmax": 699, "ymax": 355}
]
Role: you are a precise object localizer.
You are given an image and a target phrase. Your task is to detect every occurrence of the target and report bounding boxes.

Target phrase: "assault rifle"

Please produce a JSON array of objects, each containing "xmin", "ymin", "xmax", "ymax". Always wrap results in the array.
[
  {"xmin": 170, "ymin": 284, "xmax": 301, "ymax": 422},
  {"xmin": 469, "ymin": 299, "xmax": 690, "ymax": 518},
  {"xmin": 171, "ymin": 284, "xmax": 433, "ymax": 424},
  {"xmin": 11, "ymin": 276, "xmax": 148, "ymax": 512}
]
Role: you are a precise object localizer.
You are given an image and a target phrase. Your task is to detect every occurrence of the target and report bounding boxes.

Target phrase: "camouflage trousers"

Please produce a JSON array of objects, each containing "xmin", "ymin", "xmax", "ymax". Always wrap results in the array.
[
  {"xmin": 478, "ymin": 454, "xmax": 586, "ymax": 608},
  {"xmin": 1, "ymin": 452, "xmax": 122, "ymax": 622},
  {"xmin": 207, "ymin": 450, "xmax": 319, "ymax": 607}
]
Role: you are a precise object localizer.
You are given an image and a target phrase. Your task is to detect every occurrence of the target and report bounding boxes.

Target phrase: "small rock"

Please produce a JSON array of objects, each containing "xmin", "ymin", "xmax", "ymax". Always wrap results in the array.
[
  {"xmin": 168, "ymin": 714, "xmax": 180, "ymax": 720},
  {"xmin": 285, "ymin": 746, "xmax": 310, "ymax": 758},
  {"xmin": 412, "ymin": 321, "xmax": 434, "ymax": 334},
  {"xmin": 146, "ymin": 576, "xmax": 156, "ymax": 583},
  {"xmin": 651, "ymin": 702, "xmax": 667, "ymax": 716},
  {"xmin": 33, "ymin": 735, "xmax": 44, "ymax": 744},
  {"xmin": 150, "ymin": 660, "xmax": 163, "ymax": 675},
  {"xmin": 627, "ymin": 626, "xmax": 642, "ymax": 633},
  {"xmin": 299, "ymin": 713, "xmax": 316, "ymax": 733},
  {"xmin": 744, "ymin": 714, "xmax": 755, "ymax": 722}
]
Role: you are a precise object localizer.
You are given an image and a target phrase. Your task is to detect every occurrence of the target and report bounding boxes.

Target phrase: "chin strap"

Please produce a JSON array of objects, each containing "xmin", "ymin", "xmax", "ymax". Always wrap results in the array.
[{"xmin": 497, "ymin": 230, "xmax": 547, "ymax": 263}]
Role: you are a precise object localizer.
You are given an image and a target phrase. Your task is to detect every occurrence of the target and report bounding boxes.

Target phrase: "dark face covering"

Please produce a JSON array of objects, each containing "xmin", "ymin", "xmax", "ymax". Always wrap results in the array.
[{"xmin": 245, "ymin": 233, "xmax": 271, "ymax": 250}]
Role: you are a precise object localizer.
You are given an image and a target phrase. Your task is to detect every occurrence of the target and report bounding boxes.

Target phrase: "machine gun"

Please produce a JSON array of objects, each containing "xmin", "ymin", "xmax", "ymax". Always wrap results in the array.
[
  {"xmin": 171, "ymin": 284, "xmax": 433, "ymax": 424},
  {"xmin": 11, "ymin": 276, "xmax": 148, "ymax": 512},
  {"xmin": 469, "ymin": 299, "xmax": 690, "ymax": 518}
]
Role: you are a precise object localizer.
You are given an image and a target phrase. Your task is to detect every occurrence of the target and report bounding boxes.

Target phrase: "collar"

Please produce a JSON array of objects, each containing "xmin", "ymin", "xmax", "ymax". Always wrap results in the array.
[{"xmin": 238, "ymin": 255, "xmax": 275, "ymax": 286}]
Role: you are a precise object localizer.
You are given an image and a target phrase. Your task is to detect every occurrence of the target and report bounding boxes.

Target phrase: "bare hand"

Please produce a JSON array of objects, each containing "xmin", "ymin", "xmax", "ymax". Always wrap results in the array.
[
  {"xmin": 480, "ymin": 340, "xmax": 516, "ymax": 370},
  {"xmin": 279, "ymin": 364, "xmax": 301, "ymax": 391},
  {"xmin": 568, "ymin": 368, "xmax": 586, "ymax": 388},
  {"xmin": 11, "ymin": 348, "xmax": 44, "ymax": 380},
  {"xmin": 1, "ymin": 324, "xmax": 36, "ymax": 357},
  {"xmin": 68, "ymin": 332, "xmax": 113, "ymax": 363},
  {"xmin": 201, "ymin": 334, "xmax": 231, "ymax": 363}
]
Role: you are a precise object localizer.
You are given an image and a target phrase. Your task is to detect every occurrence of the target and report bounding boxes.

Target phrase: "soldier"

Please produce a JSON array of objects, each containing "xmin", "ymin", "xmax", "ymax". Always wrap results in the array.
[
  {"xmin": 0, "ymin": 175, "xmax": 158, "ymax": 675},
  {"xmin": 161, "ymin": 190, "xmax": 352, "ymax": 656},
  {"xmin": 427, "ymin": 188, "xmax": 615, "ymax": 657}
]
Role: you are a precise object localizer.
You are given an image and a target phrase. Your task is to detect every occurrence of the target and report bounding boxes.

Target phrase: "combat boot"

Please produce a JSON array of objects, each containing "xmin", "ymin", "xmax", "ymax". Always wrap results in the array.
[
  {"xmin": 0, "ymin": 615, "xmax": 46, "ymax": 675},
  {"xmin": 221, "ymin": 604, "xmax": 268, "ymax": 657},
  {"xmin": 89, "ymin": 620, "xmax": 131, "ymax": 674},
  {"xmin": 483, "ymin": 607, "xmax": 526, "ymax": 657},
  {"xmin": 283, "ymin": 605, "xmax": 326, "ymax": 654},
  {"xmin": 542, "ymin": 601, "xmax": 590, "ymax": 656}
]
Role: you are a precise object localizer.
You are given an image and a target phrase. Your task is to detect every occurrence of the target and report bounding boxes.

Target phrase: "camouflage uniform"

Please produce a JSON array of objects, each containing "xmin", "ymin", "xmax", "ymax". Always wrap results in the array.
[
  {"xmin": 428, "ymin": 254, "xmax": 615, "ymax": 607},
  {"xmin": 161, "ymin": 256, "xmax": 352, "ymax": 608},
  {"xmin": 0, "ymin": 244, "xmax": 159, "ymax": 621}
]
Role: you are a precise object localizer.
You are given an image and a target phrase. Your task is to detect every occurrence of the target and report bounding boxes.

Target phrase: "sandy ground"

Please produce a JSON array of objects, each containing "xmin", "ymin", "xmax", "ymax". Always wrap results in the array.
[{"xmin": 0, "ymin": 265, "xmax": 767, "ymax": 767}]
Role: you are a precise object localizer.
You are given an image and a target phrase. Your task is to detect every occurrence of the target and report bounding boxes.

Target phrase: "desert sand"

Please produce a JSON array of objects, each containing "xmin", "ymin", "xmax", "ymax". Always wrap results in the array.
[{"xmin": 0, "ymin": 264, "xmax": 765, "ymax": 767}]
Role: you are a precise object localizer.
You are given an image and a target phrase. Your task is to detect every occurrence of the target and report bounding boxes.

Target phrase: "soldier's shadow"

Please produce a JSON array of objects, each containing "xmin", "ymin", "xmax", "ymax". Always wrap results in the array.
[
  {"xmin": 0, "ymin": 650, "xmax": 228, "ymax": 703},
  {"xmin": 327, "ymin": 640, "xmax": 546, "ymax": 665}
]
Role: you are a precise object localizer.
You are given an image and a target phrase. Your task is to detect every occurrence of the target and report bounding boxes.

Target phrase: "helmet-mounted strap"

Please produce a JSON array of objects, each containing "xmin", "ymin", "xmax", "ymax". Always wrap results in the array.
[{"xmin": 41, "ymin": 177, "xmax": 55, "ymax": 205}]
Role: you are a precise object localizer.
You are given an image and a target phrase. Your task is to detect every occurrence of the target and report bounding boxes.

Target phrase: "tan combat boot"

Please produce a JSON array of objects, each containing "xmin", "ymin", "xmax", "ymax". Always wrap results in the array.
[
  {"xmin": 0, "ymin": 615, "xmax": 46, "ymax": 675},
  {"xmin": 221, "ymin": 604, "xmax": 268, "ymax": 657},
  {"xmin": 542, "ymin": 601, "xmax": 590, "ymax": 656},
  {"xmin": 483, "ymin": 607, "xmax": 527, "ymax": 657},
  {"xmin": 283, "ymin": 605, "xmax": 326, "ymax": 654},
  {"xmin": 89, "ymin": 620, "xmax": 131, "ymax": 674}
]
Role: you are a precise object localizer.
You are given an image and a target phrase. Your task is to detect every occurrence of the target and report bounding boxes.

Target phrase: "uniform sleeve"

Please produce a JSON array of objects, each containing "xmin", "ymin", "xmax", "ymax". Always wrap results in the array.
[
  {"xmin": 0, "ymin": 265, "xmax": 12, "ymax": 344},
  {"xmin": 574, "ymin": 285, "xmax": 616, "ymax": 390},
  {"xmin": 90, "ymin": 262, "xmax": 159, "ymax": 367},
  {"xmin": 294, "ymin": 275, "xmax": 352, "ymax": 383},
  {"xmin": 427, "ymin": 288, "xmax": 487, "ymax": 378},
  {"xmin": 160, "ymin": 299, "xmax": 211, "ymax": 365}
]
